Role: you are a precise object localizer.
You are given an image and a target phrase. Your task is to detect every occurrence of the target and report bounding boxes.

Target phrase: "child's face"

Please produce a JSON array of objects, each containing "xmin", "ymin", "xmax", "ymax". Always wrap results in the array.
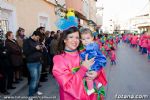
[{"xmin": 81, "ymin": 33, "xmax": 94, "ymax": 46}]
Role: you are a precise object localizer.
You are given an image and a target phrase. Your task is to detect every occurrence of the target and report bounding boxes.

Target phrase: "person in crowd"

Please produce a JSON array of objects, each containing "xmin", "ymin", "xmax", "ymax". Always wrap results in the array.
[
  {"xmin": 138, "ymin": 34, "xmax": 143, "ymax": 52},
  {"xmin": 0, "ymin": 29, "xmax": 14, "ymax": 94},
  {"xmin": 45, "ymin": 31, "xmax": 55, "ymax": 54},
  {"xmin": 5, "ymin": 31, "xmax": 23, "ymax": 84},
  {"xmin": 79, "ymin": 28, "xmax": 106, "ymax": 95},
  {"xmin": 49, "ymin": 34, "xmax": 59, "ymax": 74},
  {"xmin": 45, "ymin": 31, "xmax": 55, "ymax": 74},
  {"xmin": 131, "ymin": 34, "xmax": 138, "ymax": 48},
  {"xmin": 56, "ymin": 30, "xmax": 61, "ymax": 40},
  {"xmin": 36, "ymin": 26, "xmax": 46, "ymax": 43},
  {"xmin": 16, "ymin": 27, "xmax": 27, "ymax": 48},
  {"xmin": 53, "ymin": 27, "xmax": 107, "ymax": 100},
  {"xmin": 141, "ymin": 31, "xmax": 148, "ymax": 54},
  {"xmin": 36, "ymin": 27, "xmax": 49, "ymax": 82},
  {"xmin": 45, "ymin": 31, "xmax": 51, "ymax": 40},
  {"xmin": 110, "ymin": 47, "xmax": 116, "ymax": 65},
  {"xmin": 23, "ymin": 31, "xmax": 43, "ymax": 97},
  {"xmin": 147, "ymin": 35, "xmax": 150, "ymax": 62},
  {"xmin": 16, "ymin": 27, "xmax": 28, "ymax": 80},
  {"xmin": 43, "ymin": 31, "xmax": 51, "ymax": 75}
]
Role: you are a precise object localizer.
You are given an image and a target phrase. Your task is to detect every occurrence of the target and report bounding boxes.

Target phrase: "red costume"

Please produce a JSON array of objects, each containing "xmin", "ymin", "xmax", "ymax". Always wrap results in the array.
[{"xmin": 53, "ymin": 52, "xmax": 107, "ymax": 100}]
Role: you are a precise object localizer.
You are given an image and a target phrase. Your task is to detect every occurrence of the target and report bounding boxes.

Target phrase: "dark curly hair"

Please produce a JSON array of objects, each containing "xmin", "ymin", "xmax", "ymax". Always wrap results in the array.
[{"xmin": 57, "ymin": 27, "xmax": 81, "ymax": 54}]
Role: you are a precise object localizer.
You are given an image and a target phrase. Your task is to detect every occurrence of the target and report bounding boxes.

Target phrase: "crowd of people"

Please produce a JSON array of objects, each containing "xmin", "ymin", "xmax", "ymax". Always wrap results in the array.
[
  {"xmin": 0, "ymin": 24, "xmax": 123, "ymax": 100},
  {"xmin": 122, "ymin": 31, "xmax": 150, "ymax": 62},
  {"xmin": 1, "ymin": 5, "xmax": 150, "ymax": 99},
  {"xmin": 0, "ymin": 8, "xmax": 127, "ymax": 100},
  {"xmin": 95, "ymin": 33, "xmax": 121, "ymax": 65},
  {"xmin": 0, "ymin": 27, "xmax": 61, "ymax": 96}
]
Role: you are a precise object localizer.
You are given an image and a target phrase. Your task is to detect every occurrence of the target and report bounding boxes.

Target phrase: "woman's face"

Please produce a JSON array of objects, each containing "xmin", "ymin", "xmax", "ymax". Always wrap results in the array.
[
  {"xmin": 20, "ymin": 30, "xmax": 25, "ymax": 35},
  {"xmin": 64, "ymin": 31, "xmax": 80, "ymax": 50},
  {"xmin": 40, "ymin": 28, "xmax": 45, "ymax": 34},
  {"xmin": 8, "ymin": 33, "xmax": 14, "ymax": 40}
]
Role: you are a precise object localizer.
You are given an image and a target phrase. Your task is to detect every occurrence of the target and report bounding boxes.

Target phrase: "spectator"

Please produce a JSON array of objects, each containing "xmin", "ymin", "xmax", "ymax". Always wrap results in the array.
[
  {"xmin": 23, "ymin": 31, "xmax": 43, "ymax": 97},
  {"xmin": 5, "ymin": 31, "xmax": 23, "ymax": 84}
]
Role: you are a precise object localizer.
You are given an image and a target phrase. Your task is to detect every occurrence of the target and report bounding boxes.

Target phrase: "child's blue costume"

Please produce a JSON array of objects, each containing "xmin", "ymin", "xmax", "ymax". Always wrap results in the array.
[{"xmin": 80, "ymin": 42, "xmax": 106, "ymax": 71}]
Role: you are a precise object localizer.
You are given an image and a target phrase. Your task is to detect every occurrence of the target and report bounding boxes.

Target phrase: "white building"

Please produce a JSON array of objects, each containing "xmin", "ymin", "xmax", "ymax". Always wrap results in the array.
[
  {"xmin": 83, "ymin": 0, "xmax": 90, "ymax": 20},
  {"xmin": 130, "ymin": 14, "xmax": 150, "ymax": 34}
]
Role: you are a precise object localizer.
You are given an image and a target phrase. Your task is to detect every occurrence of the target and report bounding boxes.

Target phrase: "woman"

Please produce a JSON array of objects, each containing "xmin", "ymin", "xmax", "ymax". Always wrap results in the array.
[
  {"xmin": 16, "ymin": 27, "xmax": 27, "ymax": 48},
  {"xmin": 5, "ymin": 31, "xmax": 23, "ymax": 83},
  {"xmin": 0, "ymin": 30, "xmax": 13, "ymax": 94},
  {"xmin": 16, "ymin": 27, "xmax": 27, "ymax": 80},
  {"xmin": 53, "ymin": 27, "xmax": 107, "ymax": 100},
  {"xmin": 49, "ymin": 34, "xmax": 59, "ymax": 74}
]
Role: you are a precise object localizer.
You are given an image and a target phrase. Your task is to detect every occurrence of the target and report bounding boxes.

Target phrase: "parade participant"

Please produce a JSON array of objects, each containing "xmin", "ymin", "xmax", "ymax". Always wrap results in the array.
[
  {"xmin": 110, "ymin": 47, "xmax": 116, "ymax": 65},
  {"xmin": 147, "ymin": 35, "xmax": 150, "ymax": 62},
  {"xmin": 101, "ymin": 43, "xmax": 106, "ymax": 56},
  {"xmin": 53, "ymin": 9, "xmax": 107, "ymax": 100},
  {"xmin": 141, "ymin": 31, "xmax": 148, "ymax": 54},
  {"xmin": 131, "ymin": 34, "xmax": 138, "ymax": 48},
  {"xmin": 138, "ymin": 34, "xmax": 143, "ymax": 52},
  {"xmin": 80, "ymin": 28, "xmax": 106, "ymax": 95}
]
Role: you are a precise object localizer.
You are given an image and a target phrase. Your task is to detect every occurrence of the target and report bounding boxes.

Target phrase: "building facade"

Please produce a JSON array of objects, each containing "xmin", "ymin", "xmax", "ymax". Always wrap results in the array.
[
  {"xmin": 0, "ymin": 0, "xmax": 99, "ymax": 36},
  {"xmin": 89, "ymin": 0, "xmax": 97, "ymax": 23},
  {"xmin": 130, "ymin": 14, "xmax": 150, "ymax": 34},
  {"xmin": 0, "ymin": 0, "xmax": 57, "ymax": 36}
]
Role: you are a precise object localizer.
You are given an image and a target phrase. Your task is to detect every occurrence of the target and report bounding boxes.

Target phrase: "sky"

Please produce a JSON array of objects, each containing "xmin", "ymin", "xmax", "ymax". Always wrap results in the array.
[{"xmin": 96, "ymin": 0, "xmax": 149, "ymax": 25}]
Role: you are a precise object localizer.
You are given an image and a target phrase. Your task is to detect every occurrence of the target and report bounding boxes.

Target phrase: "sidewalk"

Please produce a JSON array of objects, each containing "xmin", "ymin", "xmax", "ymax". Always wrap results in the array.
[{"xmin": 0, "ymin": 77, "xmax": 28, "ymax": 99}]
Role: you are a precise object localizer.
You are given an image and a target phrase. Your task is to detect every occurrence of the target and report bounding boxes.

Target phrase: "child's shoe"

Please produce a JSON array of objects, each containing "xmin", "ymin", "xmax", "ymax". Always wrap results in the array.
[{"xmin": 97, "ymin": 83, "xmax": 102, "ymax": 88}]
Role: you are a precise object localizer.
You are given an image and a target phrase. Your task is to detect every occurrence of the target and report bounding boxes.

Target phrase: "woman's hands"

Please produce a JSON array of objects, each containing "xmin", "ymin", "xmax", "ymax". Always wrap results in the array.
[
  {"xmin": 81, "ymin": 54, "xmax": 95, "ymax": 69},
  {"xmin": 81, "ymin": 54, "xmax": 97, "ymax": 80}
]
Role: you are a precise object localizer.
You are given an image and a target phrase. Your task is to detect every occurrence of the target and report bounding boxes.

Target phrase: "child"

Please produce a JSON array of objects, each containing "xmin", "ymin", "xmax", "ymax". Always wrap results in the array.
[
  {"xmin": 101, "ymin": 43, "xmax": 106, "ymax": 56},
  {"xmin": 80, "ymin": 28, "xmax": 106, "ymax": 95},
  {"xmin": 110, "ymin": 47, "xmax": 116, "ymax": 65}
]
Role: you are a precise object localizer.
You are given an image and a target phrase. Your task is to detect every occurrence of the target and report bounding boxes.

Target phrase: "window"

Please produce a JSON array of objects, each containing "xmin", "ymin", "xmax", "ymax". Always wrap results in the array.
[
  {"xmin": 39, "ymin": 16, "xmax": 48, "ymax": 27},
  {"xmin": 0, "ymin": 20, "xmax": 9, "ymax": 34}
]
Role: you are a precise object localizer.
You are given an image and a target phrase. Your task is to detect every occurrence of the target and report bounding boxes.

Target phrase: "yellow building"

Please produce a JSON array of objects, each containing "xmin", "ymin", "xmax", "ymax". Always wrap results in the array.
[{"xmin": 0, "ymin": 0, "xmax": 57, "ymax": 36}]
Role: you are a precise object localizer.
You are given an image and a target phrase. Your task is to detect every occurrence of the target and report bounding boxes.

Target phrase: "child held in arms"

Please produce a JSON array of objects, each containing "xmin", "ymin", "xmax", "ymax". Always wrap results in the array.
[{"xmin": 80, "ymin": 28, "xmax": 106, "ymax": 95}]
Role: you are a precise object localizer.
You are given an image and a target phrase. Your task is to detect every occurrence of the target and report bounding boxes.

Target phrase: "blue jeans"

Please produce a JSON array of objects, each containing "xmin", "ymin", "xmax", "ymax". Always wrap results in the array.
[
  {"xmin": 111, "ymin": 60, "xmax": 116, "ymax": 65},
  {"xmin": 27, "ymin": 62, "xmax": 42, "ymax": 96},
  {"xmin": 148, "ymin": 53, "xmax": 150, "ymax": 60},
  {"xmin": 142, "ymin": 47, "xmax": 147, "ymax": 54}
]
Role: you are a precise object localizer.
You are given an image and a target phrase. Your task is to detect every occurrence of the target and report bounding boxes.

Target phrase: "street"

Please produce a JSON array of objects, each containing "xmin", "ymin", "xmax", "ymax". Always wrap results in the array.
[
  {"xmin": 105, "ymin": 42, "xmax": 150, "ymax": 100},
  {"xmin": 15, "ymin": 42, "xmax": 150, "ymax": 100}
]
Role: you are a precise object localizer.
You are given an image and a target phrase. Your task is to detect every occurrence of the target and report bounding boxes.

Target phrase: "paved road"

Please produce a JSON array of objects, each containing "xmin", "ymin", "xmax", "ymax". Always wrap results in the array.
[
  {"xmin": 105, "ymin": 42, "xmax": 150, "ymax": 100},
  {"xmin": 15, "ymin": 75, "xmax": 59, "ymax": 100},
  {"xmin": 14, "ymin": 42, "xmax": 150, "ymax": 100}
]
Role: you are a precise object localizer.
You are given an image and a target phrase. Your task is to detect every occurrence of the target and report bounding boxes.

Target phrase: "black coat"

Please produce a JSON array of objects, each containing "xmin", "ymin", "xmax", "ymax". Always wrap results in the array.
[
  {"xmin": 0, "ymin": 40, "xmax": 11, "ymax": 77},
  {"xmin": 5, "ymin": 39, "xmax": 23, "ymax": 67},
  {"xmin": 23, "ymin": 38, "xmax": 43, "ymax": 63}
]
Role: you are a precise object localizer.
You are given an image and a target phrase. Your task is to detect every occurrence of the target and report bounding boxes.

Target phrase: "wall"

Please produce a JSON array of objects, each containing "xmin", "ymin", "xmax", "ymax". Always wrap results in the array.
[
  {"xmin": 89, "ymin": 0, "xmax": 96, "ymax": 23},
  {"xmin": 6, "ymin": 0, "xmax": 57, "ymax": 36},
  {"xmin": 65, "ymin": 0, "xmax": 83, "ymax": 14}
]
